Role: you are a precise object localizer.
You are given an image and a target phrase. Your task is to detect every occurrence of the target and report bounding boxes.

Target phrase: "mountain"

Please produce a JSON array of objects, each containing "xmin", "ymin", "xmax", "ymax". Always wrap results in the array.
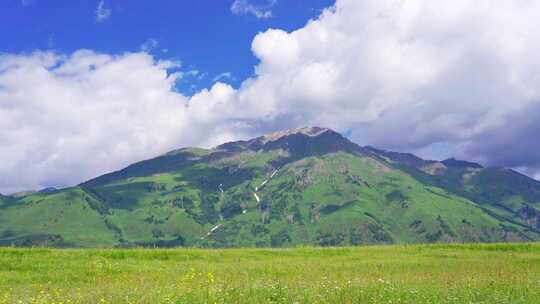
[
  {"xmin": 38, "ymin": 187, "xmax": 59, "ymax": 194},
  {"xmin": 1, "ymin": 127, "xmax": 539, "ymax": 247},
  {"xmin": 8, "ymin": 190, "xmax": 38, "ymax": 198}
]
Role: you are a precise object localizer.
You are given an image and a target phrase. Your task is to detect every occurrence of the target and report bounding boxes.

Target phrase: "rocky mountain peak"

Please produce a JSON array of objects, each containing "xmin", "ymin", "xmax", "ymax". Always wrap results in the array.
[
  {"xmin": 215, "ymin": 127, "xmax": 348, "ymax": 154},
  {"xmin": 260, "ymin": 127, "xmax": 331, "ymax": 144},
  {"xmin": 441, "ymin": 158, "xmax": 483, "ymax": 169},
  {"xmin": 255, "ymin": 127, "xmax": 361, "ymax": 159}
]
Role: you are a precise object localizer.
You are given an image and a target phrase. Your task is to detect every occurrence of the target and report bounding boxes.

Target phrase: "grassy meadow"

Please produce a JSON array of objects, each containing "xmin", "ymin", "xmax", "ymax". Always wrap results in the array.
[{"xmin": 0, "ymin": 243, "xmax": 539, "ymax": 303}]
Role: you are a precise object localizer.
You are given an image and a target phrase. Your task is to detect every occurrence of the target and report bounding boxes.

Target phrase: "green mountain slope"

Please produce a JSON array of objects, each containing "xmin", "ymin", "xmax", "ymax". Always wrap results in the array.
[
  {"xmin": 367, "ymin": 147, "xmax": 540, "ymax": 232},
  {"xmin": 1, "ymin": 127, "xmax": 539, "ymax": 247}
]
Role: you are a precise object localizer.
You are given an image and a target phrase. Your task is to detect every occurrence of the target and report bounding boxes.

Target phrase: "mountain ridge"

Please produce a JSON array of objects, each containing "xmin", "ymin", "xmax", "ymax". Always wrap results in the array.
[{"xmin": 1, "ymin": 126, "xmax": 539, "ymax": 247}]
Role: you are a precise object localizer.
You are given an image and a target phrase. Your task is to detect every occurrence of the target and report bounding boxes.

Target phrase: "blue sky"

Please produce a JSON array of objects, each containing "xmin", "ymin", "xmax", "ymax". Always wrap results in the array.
[{"xmin": 1, "ymin": 0, "xmax": 333, "ymax": 93}]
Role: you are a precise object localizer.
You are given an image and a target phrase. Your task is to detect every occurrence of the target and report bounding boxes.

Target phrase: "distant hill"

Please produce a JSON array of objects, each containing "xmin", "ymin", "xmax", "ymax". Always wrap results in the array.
[{"xmin": 1, "ymin": 127, "xmax": 539, "ymax": 247}]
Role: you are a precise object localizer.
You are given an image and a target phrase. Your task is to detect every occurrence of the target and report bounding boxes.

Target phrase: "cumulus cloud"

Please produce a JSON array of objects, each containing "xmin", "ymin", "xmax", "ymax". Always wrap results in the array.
[
  {"xmin": 3, "ymin": 0, "xmax": 540, "ymax": 192},
  {"xmin": 96, "ymin": 0, "xmax": 111, "ymax": 23},
  {"xmin": 217, "ymin": 0, "xmax": 540, "ymax": 175},
  {"xmin": 0, "ymin": 51, "xmax": 246, "ymax": 193},
  {"xmin": 230, "ymin": 0, "xmax": 276, "ymax": 19}
]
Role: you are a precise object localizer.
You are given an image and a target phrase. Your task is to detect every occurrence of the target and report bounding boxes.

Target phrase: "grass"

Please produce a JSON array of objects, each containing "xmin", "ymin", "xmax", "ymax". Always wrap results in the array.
[{"xmin": 0, "ymin": 243, "xmax": 539, "ymax": 303}]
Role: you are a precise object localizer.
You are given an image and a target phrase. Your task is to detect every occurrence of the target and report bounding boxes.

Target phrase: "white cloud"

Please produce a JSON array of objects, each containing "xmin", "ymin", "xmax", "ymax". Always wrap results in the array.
[
  {"xmin": 212, "ymin": 72, "xmax": 234, "ymax": 82},
  {"xmin": 0, "ymin": 50, "xmax": 255, "ymax": 193},
  {"xmin": 203, "ymin": 0, "xmax": 540, "ymax": 173},
  {"xmin": 140, "ymin": 38, "xmax": 159, "ymax": 52},
  {"xmin": 230, "ymin": 0, "xmax": 276, "ymax": 19},
  {"xmin": 185, "ymin": 70, "xmax": 199, "ymax": 77},
  {"xmin": 3, "ymin": 0, "xmax": 540, "ymax": 192},
  {"xmin": 96, "ymin": 0, "xmax": 111, "ymax": 23},
  {"xmin": 0, "ymin": 51, "xmax": 186, "ymax": 193}
]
